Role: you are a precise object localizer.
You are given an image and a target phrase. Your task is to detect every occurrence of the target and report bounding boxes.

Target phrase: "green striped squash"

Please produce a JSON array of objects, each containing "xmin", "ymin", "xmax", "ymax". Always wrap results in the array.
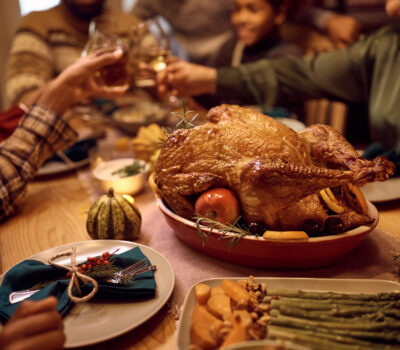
[{"xmin": 86, "ymin": 188, "xmax": 142, "ymax": 240}]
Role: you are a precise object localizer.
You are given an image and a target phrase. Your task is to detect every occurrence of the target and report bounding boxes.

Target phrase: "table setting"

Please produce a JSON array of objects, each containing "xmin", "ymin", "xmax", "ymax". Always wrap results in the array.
[
  {"xmin": 0, "ymin": 239, "xmax": 174, "ymax": 348},
  {"xmin": 1, "ymin": 111, "xmax": 400, "ymax": 349},
  {"xmin": 3, "ymin": 107, "xmax": 400, "ymax": 349},
  {"xmin": 2, "ymin": 13, "xmax": 400, "ymax": 350}
]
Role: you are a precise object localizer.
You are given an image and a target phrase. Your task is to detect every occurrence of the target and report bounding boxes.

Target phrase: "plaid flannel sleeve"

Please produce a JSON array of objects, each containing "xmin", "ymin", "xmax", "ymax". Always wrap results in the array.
[{"xmin": 0, "ymin": 104, "xmax": 77, "ymax": 221}]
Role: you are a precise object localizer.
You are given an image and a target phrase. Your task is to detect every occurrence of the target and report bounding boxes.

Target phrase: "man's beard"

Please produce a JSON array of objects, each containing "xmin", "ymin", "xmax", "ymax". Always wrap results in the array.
[{"xmin": 63, "ymin": 0, "xmax": 105, "ymax": 21}]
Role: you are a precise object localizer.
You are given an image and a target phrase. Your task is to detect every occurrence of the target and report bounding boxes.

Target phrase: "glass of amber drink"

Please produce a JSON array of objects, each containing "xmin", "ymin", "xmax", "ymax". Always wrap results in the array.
[
  {"xmin": 82, "ymin": 16, "xmax": 131, "ymax": 92},
  {"xmin": 131, "ymin": 18, "xmax": 171, "ymax": 87}
]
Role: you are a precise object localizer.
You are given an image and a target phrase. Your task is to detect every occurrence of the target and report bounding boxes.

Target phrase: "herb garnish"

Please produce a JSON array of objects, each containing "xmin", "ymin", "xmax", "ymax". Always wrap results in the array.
[
  {"xmin": 161, "ymin": 100, "xmax": 198, "ymax": 145},
  {"xmin": 193, "ymin": 214, "xmax": 257, "ymax": 249},
  {"xmin": 112, "ymin": 160, "xmax": 145, "ymax": 178}
]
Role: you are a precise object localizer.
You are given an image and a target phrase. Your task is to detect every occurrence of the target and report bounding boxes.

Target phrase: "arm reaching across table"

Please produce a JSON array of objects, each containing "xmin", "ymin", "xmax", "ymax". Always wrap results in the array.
[{"xmin": 0, "ymin": 48, "xmax": 124, "ymax": 221}]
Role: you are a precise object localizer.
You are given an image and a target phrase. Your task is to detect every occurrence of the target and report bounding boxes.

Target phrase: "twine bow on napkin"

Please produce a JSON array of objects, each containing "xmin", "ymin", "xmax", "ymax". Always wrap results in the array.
[
  {"xmin": 49, "ymin": 247, "xmax": 98, "ymax": 303},
  {"xmin": 0, "ymin": 246, "xmax": 157, "ymax": 322}
]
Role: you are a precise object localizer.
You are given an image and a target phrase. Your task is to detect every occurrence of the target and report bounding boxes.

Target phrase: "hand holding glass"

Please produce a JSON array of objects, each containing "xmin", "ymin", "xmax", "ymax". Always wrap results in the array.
[
  {"xmin": 83, "ymin": 16, "xmax": 131, "ymax": 92},
  {"xmin": 131, "ymin": 18, "xmax": 171, "ymax": 87}
]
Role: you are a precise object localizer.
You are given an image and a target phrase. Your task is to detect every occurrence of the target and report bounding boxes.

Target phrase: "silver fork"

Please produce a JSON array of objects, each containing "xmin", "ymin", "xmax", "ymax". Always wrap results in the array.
[
  {"xmin": 107, "ymin": 259, "xmax": 156, "ymax": 284},
  {"xmin": 9, "ymin": 259, "xmax": 157, "ymax": 304}
]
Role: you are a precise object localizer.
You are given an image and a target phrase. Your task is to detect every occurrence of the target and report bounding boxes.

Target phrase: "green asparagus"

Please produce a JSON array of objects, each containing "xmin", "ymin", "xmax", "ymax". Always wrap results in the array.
[
  {"xmin": 267, "ymin": 325, "xmax": 400, "ymax": 350},
  {"xmin": 263, "ymin": 288, "xmax": 400, "ymax": 348}
]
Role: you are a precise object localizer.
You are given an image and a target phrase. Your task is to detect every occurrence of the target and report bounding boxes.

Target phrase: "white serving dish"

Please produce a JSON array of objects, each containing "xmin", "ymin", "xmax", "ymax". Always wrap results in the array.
[
  {"xmin": 177, "ymin": 277, "xmax": 400, "ymax": 350},
  {"xmin": 93, "ymin": 158, "xmax": 148, "ymax": 195}
]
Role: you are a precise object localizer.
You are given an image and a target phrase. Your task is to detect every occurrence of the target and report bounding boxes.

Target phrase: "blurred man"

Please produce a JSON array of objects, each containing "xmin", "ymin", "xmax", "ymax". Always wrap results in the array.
[
  {"xmin": 4, "ymin": 0, "xmax": 139, "ymax": 107},
  {"xmin": 63, "ymin": 0, "xmax": 105, "ymax": 21}
]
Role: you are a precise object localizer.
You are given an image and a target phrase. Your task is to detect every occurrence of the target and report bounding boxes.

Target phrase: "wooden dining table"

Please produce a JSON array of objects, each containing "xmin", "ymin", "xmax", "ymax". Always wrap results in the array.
[{"xmin": 1, "ymin": 124, "xmax": 400, "ymax": 350}]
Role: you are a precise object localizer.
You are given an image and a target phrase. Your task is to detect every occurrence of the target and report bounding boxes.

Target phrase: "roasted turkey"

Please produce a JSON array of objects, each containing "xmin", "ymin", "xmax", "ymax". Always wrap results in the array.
[{"xmin": 154, "ymin": 105, "xmax": 395, "ymax": 234}]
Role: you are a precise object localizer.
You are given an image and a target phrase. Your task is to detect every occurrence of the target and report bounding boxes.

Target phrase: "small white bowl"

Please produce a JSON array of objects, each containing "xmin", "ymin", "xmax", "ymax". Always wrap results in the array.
[{"xmin": 93, "ymin": 158, "xmax": 148, "ymax": 195}]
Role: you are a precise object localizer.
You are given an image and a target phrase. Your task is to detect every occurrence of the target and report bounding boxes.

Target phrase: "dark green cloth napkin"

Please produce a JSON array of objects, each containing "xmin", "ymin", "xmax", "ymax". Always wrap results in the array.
[
  {"xmin": 45, "ymin": 138, "xmax": 97, "ymax": 164},
  {"xmin": 363, "ymin": 142, "xmax": 400, "ymax": 176},
  {"xmin": 0, "ymin": 247, "xmax": 156, "ymax": 323}
]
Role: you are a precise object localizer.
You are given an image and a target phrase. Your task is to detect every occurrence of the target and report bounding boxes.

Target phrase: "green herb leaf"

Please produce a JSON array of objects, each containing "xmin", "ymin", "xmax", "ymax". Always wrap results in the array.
[
  {"xmin": 112, "ymin": 160, "xmax": 145, "ymax": 178},
  {"xmin": 193, "ymin": 214, "xmax": 257, "ymax": 249},
  {"xmin": 162, "ymin": 100, "xmax": 199, "ymax": 142}
]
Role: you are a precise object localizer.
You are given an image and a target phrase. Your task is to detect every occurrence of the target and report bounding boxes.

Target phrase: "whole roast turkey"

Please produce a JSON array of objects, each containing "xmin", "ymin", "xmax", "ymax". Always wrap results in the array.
[{"xmin": 154, "ymin": 105, "xmax": 395, "ymax": 234}]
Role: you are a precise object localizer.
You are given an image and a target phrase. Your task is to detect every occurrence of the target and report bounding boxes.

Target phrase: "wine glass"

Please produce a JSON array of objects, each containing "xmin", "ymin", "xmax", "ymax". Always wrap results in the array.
[
  {"xmin": 82, "ymin": 15, "xmax": 131, "ymax": 92},
  {"xmin": 130, "ymin": 18, "xmax": 171, "ymax": 88}
]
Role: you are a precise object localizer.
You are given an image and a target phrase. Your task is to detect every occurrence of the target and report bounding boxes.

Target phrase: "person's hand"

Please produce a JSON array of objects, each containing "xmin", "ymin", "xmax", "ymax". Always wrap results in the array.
[
  {"xmin": 325, "ymin": 14, "xmax": 362, "ymax": 48},
  {"xmin": 0, "ymin": 297, "xmax": 65, "ymax": 350},
  {"xmin": 157, "ymin": 59, "xmax": 217, "ymax": 98},
  {"xmin": 37, "ymin": 48, "xmax": 125, "ymax": 115},
  {"xmin": 386, "ymin": 0, "xmax": 400, "ymax": 17}
]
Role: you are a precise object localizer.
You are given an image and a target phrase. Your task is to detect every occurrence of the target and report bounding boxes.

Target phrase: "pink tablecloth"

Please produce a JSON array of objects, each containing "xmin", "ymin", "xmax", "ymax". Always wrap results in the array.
[{"xmin": 79, "ymin": 171, "xmax": 400, "ymax": 307}]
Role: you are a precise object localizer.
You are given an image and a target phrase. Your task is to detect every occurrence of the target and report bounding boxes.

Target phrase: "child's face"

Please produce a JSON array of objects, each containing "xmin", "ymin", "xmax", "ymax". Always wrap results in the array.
[{"xmin": 231, "ymin": 0, "xmax": 286, "ymax": 46}]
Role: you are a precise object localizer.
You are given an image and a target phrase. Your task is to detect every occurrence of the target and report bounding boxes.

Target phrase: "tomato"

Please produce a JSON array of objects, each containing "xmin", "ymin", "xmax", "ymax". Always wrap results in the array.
[{"xmin": 194, "ymin": 188, "xmax": 240, "ymax": 225}]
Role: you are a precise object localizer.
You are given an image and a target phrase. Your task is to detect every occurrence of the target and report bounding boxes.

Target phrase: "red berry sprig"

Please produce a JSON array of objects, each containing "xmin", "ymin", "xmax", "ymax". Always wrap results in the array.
[{"xmin": 65, "ymin": 250, "xmax": 117, "ymax": 278}]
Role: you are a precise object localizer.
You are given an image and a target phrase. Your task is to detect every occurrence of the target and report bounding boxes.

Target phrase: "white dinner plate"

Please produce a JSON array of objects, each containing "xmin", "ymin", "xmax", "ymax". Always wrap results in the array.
[
  {"xmin": 361, "ymin": 176, "xmax": 400, "ymax": 203},
  {"xmin": 36, "ymin": 157, "xmax": 89, "ymax": 178},
  {"xmin": 177, "ymin": 277, "xmax": 400, "ymax": 350},
  {"xmin": 0, "ymin": 240, "xmax": 175, "ymax": 348}
]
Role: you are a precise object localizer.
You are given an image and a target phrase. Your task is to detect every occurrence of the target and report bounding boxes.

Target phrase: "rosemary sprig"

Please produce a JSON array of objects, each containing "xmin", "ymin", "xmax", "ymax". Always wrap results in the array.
[
  {"xmin": 162, "ymin": 100, "xmax": 199, "ymax": 141},
  {"xmin": 112, "ymin": 160, "xmax": 145, "ymax": 178},
  {"xmin": 84, "ymin": 261, "xmax": 122, "ymax": 282},
  {"xmin": 193, "ymin": 214, "xmax": 254, "ymax": 249}
]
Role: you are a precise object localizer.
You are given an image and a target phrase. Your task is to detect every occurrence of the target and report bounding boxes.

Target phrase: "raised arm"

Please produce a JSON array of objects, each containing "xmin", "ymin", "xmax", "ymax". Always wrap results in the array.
[
  {"xmin": 0, "ymin": 49, "xmax": 124, "ymax": 221},
  {"xmin": 215, "ymin": 36, "xmax": 371, "ymax": 111}
]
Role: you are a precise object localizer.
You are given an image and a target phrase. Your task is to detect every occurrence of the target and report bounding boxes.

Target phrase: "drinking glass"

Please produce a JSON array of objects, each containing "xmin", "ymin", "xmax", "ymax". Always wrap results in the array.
[
  {"xmin": 82, "ymin": 15, "xmax": 131, "ymax": 92},
  {"xmin": 131, "ymin": 18, "xmax": 171, "ymax": 88}
]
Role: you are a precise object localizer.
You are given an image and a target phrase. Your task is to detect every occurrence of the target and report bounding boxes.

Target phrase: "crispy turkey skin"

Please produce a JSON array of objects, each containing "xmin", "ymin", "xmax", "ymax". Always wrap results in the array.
[{"xmin": 154, "ymin": 105, "xmax": 395, "ymax": 233}]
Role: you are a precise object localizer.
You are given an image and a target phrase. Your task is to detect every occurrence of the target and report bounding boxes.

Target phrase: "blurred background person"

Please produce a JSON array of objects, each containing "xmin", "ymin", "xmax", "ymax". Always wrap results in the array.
[
  {"xmin": 157, "ymin": 0, "xmax": 400, "ymax": 164},
  {"xmin": 298, "ymin": 1, "xmax": 399, "ymax": 143},
  {"xmin": 131, "ymin": 0, "xmax": 235, "ymax": 66},
  {"xmin": 178, "ymin": 0, "xmax": 303, "ymax": 117},
  {"xmin": 0, "ymin": 47, "xmax": 124, "ymax": 221},
  {"xmin": 4, "ymin": 0, "xmax": 139, "ymax": 108},
  {"xmin": 215, "ymin": 0, "xmax": 302, "ymax": 67},
  {"xmin": 289, "ymin": 0, "xmax": 362, "ymax": 49},
  {"xmin": 311, "ymin": 0, "xmax": 399, "ymax": 33},
  {"xmin": 131, "ymin": 0, "xmax": 361, "ymax": 67}
]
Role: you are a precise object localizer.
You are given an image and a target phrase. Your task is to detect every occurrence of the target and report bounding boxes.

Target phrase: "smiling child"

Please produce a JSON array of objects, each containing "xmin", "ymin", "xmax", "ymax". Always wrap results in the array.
[{"xmin": 215, "ymin": 0, "xmax": 301, "ymax": 67}]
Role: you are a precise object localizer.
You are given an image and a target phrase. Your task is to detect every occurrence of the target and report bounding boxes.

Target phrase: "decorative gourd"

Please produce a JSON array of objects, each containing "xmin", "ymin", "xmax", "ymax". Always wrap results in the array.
[{"xmin": 86, "ymin": 188, "xmax": 141, "ymax": 240}]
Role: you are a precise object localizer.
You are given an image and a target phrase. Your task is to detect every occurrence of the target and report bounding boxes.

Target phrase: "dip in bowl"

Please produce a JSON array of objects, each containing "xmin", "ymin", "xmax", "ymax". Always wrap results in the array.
[{"xmin": 93, "ymin": 158, "xmax": 148, "ymax": 194}]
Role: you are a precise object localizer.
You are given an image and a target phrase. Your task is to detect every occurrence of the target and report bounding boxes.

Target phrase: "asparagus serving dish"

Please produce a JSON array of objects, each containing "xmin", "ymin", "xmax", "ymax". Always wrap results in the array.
[{"xmin": 177, "ymin": 277, "xmax": 400, "ymax": 350}]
